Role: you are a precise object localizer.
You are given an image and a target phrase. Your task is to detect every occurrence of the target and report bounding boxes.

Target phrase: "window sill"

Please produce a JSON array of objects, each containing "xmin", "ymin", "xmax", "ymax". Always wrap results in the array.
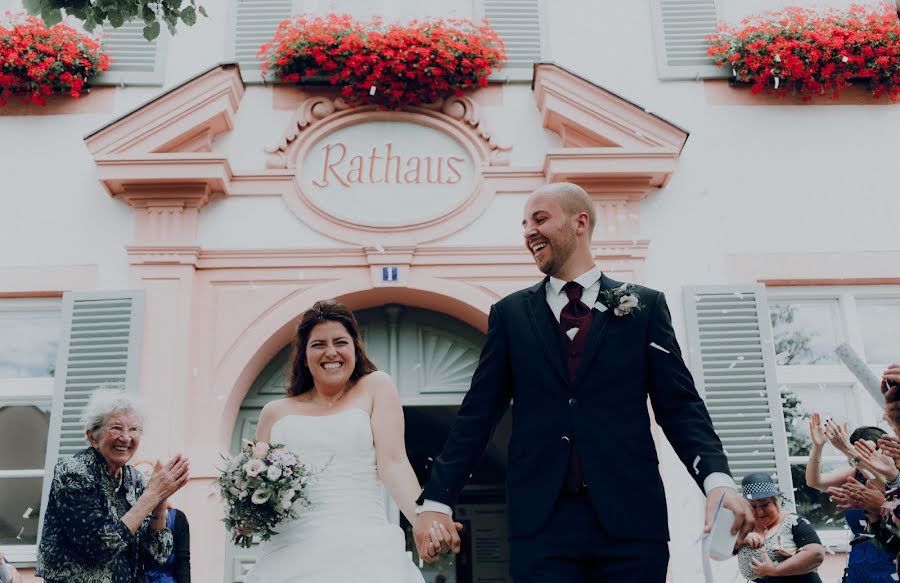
[{"xmin": 0, "ymin": 544, "xmax": 36, "ymax": 565}]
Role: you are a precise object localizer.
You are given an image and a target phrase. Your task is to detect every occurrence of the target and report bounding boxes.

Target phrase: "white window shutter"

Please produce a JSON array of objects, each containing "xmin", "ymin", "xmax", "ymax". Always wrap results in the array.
[
  {"xmin": 650, "ymin": 0, "xmax": 729, "ymax": 80},
  {"xmin": 92, "ymin": 22, "xmax": 166, "ymax": 86},
  {"xmin": 683, "ymin": 285, "xmax": 794, "ymax": 498},
  {"xmin": 233, "ymin": 0, "xmax": 294, "ymax": 82},
  {"xmin": 482, "ymin": 0, "xmax": 543, "ymax": 81},
  {"xmin": 37, "ymin": 291, "xmax": 145, "ymax": 540}
]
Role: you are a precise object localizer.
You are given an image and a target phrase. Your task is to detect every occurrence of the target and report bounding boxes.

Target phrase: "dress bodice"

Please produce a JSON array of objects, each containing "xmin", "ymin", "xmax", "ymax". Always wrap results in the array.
[{"xmin": 270, "ymin": 408, "xmax": 387, "ymax": 525}]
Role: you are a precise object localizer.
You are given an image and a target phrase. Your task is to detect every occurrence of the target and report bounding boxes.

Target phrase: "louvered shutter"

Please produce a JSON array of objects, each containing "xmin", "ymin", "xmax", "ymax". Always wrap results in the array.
[
  {"xmin": 233, "ymin": 0, "xmax": 293, "ymax": 82},
  {"xmin": 37, "ymin": 291, "xmax": 145, "ymax": 539},
  {"xmin": 93, "ymin": 22, "xmax": 166, "ymax": 85},
  {"xmin": 650, "ymin": 0, "xmax": 728, "ymax": 80},
  {"xmin": 483, "ymin": 0, "xmax": 543, "ymax": 81},
  {"xmin": 683, "ymin": 285, "xmax": 794, "ymax": 498}
]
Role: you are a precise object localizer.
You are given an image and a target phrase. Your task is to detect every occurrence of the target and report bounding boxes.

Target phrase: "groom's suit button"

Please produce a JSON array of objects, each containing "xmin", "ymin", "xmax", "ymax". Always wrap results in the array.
[
  {"xmin": 561, "ymin": 436, "xmax": 570, "ymax": 443},
  {"xmin": 568, "ymin": 398, "xmax": 577, "ymax": 406}
]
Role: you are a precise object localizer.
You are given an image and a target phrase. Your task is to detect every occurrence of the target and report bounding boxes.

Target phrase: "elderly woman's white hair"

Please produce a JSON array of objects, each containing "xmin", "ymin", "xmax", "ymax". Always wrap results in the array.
[{"xmin": 81, "ymin": 387, "xmax": 145, "ymax": 438}]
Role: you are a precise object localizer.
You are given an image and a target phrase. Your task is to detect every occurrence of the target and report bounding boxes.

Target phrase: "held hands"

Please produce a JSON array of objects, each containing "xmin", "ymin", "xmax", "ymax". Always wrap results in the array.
[
  {"xmin": 413, "ymin": 511, "xmax": 463, "ymax": 563},
  {"xmin": 704, "ymin": 486, "xmax": 754, "ymax": 550},
  {"xmin": 146, "ymin": 454, "xmax": 190, "ymax": 502}
]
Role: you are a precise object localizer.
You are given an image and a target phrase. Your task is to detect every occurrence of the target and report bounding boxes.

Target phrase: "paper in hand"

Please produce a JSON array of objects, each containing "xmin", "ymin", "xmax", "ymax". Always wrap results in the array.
[{"xmin": 835, "ymin": 342, "xmax": 884, "ymax": 406}]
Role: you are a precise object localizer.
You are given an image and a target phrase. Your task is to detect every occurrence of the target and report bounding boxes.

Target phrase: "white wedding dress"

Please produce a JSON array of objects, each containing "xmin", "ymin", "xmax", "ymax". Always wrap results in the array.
[{"xmin": 245, "ymin": 408, "xmax": 426, "ymax": 583}]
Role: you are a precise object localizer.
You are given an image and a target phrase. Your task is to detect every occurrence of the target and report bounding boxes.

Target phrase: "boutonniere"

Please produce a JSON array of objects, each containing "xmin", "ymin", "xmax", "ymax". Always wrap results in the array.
[{"xmin": 598, "ymin": 283, "xmax": 644, "ymax": 317}]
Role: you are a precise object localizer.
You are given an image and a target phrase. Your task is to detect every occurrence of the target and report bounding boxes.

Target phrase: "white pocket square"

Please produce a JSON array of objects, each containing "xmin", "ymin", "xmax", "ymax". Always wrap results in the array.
[
  {"xmin": 565, "ymin": 327, "xmax": 579, "ymax": 340},
  {"xmin": 593, "ymin": 301, "xmax": 608, "ymax": 313}
]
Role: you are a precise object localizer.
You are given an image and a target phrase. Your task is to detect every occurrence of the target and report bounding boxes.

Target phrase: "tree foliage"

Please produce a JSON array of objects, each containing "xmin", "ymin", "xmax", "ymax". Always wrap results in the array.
[{"xmin": 22, "ymin": 0, "xmax": 207, "ymax": 41}]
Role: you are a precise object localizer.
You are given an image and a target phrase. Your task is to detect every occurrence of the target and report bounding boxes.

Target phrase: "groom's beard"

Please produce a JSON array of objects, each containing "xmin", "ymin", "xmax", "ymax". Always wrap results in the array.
[{"xmin": 535, "ymin": 229, "xmax": 577, "ymax": 277}]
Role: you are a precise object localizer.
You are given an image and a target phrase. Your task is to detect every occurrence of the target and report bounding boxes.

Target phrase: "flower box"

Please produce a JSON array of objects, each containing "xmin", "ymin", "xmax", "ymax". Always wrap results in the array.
[
  {"xmin": 0, "ymin": 14, "xmax": 109, "ymax": 106},
  {"xmin": 257, "ymin": 14, "xmax": 507, "ymax": 109},
  {"xmin": 706, "ymin": 3, "xmax": 900, "ymax": 101}
]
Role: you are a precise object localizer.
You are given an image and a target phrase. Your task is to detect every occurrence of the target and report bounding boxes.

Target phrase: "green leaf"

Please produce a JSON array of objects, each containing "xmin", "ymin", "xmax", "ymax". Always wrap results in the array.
[
  {"xmin": 143, "ymin": 20, "xmax": 160, "ymax": 41},
  {"xmin": 108, "ymin": 11, "xmax": 125, "ymax": 27},
  {"xmin": 180, "ymin": 6, "xmax": 195, "ymax": 26},
  {"xmin": 41, "ymin": 7, "xmax": 63, "ymax": 25},
  {"xmin": 142, "ymin": 5, "xmax": 155, "ymax": 22},
  {"xmin": 198, "ymin": 5, "xmax": 207, "ymax": 17}
]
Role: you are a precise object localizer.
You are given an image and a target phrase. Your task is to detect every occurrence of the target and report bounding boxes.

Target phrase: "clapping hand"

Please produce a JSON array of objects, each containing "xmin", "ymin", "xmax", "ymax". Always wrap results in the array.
[
  {"xmin": 877, "ymin": 435, "xmax": 900, "ymax": 468},
  {"xmin": 832, "ymin": 477, "xmax": 886, "ymax": 513},
  {"xmin": 853, "ymin": 439, "xmax": 898, "ymax": 482},
  {"xmin": 743, "ymin": 531, "xmax": 765, "ymax": 549},
  {"xmin": 146, "ymin": 454, "xmax": 190, "ymax": 501},
  {"xmin": 809, "ymin": 411, "xmax": 827, "ymax": 448},
  {"xmin": 882, "ymin": 364, "xmax": 900, "ymax": 432},
  {"xmin": 823, "ymin": 419, "xmax": 853, "ymax": 457}
]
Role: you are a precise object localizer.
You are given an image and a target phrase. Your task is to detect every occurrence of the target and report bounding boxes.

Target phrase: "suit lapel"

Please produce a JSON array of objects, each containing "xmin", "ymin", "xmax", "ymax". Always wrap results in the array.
[
  {"xmin": 574, "ymin": 274, "xmax": 623, "ymax": 385},
  {"xmin": 526, "ymin": 279, "xmax": 568, "ymax": 385}
]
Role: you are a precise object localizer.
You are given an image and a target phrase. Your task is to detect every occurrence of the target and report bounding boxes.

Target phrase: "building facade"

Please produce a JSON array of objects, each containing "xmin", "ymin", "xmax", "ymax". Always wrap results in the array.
[{"xmin": 1, "ymin": 1, "xmax": 899, "ymax": 582}]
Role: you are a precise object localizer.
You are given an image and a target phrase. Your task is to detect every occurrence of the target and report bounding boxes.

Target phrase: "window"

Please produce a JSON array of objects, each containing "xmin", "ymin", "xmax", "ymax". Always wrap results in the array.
[
  {"xmin": 768, "ymin": 286, "xmax": 900, "ymax": 545},
  {"xmin": 0, "ymin": 299, "xmax": 62, "ymax": 562}
]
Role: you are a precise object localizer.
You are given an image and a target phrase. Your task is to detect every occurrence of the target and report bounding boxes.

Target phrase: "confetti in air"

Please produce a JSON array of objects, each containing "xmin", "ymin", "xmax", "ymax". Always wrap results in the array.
[
  {"xmin": 369, "ymin": 85, "xmax": 377, "ymax": 96},
  {"xmin": 650, "ymin": 342, "xmax": 670, "ymax": 354},
  {"xmin": 16, "ymin": 526, "xmax": 24, "ymax": 539},
  {"xmin": 22, "ymin": 507, "xmax": 33, "ymax": 519},
  {"xmin": 692, "ymin": 455, "xmax": 700, "ymax": 475}
]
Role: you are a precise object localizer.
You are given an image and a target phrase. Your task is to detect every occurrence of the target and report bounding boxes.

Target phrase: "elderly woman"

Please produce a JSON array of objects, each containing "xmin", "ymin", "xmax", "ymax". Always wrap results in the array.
[
  {"xmin": 36, "ymin": 388, "xmax": 190, "ymax": 583},
  {"xmin": 737, "ymin": 473, "xmax": 825, "ymax": 583}
]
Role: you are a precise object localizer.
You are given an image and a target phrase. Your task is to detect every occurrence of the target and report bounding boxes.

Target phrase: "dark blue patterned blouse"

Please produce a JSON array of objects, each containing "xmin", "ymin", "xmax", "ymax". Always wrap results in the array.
[{"xmin": 36, "ymin": 447, "xmax": 173, "ymax": 583}]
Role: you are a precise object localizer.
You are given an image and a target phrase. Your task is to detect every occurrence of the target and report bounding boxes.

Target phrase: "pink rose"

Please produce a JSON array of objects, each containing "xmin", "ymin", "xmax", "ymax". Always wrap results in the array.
[{"xmin": 252, "ymin": 442, "xmax": 270, "ymax": 460}]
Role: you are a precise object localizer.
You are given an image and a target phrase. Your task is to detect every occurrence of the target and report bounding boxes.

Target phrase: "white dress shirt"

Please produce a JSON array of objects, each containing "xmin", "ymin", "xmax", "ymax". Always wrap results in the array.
[{"xmin": 418, "ymin": 265, "xmax": 734, "ymax": 517}]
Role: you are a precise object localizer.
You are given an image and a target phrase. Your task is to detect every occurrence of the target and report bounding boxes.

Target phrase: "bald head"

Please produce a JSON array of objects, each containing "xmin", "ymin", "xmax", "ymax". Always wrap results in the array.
[{"xmin": 530, "ymin": 183, "xmax": 596, "ymax": 237}]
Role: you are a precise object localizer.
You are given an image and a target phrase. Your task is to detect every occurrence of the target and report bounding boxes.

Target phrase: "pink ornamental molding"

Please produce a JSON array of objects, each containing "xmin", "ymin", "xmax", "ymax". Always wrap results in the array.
[{"xmin": 265, "ymin": 95, "xmax": 510, "ymax": 169}]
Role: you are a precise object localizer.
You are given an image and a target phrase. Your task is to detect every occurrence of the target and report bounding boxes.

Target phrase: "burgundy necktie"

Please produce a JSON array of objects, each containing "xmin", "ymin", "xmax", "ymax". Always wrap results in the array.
[{"xmin": 559, "ymin": 281, "xmax": 593, "ymax": 493}]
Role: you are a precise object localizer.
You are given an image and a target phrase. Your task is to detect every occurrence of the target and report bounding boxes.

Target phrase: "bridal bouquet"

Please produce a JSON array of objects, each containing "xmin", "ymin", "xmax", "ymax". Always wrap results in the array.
[{"xmin": 217, "ymin": 441, "xmax": 313, "ymax": 548}]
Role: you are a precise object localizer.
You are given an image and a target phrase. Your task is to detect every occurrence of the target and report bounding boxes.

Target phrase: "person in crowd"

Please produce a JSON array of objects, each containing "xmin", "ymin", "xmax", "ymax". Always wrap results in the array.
[
  {"xmin": 36, "ymin": 388, "xmax": 190, "ymax": 583},
  {"xmin": 737, "ymin": 473, "xmax": 825, "ymax": 583},
  {"xmin": 806, "ymin": 412, "xmax": 895, "ymax": 583},
  {"xmin": 135, "ymin": 460, "xmax": 192, "ymax": 582},
  {"xmin": 865, "ymin": 363, "xmax": 900, "ymax": 579},
  {"xmin": 0, "ymin": 552, "xmax": 21, "ymax": 583}
]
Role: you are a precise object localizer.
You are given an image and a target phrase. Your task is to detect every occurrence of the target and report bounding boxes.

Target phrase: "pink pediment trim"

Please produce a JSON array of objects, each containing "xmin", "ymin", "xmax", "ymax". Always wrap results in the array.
[
  {"xmin": 533, "ymin": 63, "xmax": 688, "ymax": 191},
  {"xmin": 84, "ymin": 64, "xmax": 244, "ymax": 157}
]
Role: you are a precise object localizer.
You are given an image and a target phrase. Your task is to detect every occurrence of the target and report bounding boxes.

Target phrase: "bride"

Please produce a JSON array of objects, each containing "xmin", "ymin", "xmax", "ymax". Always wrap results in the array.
[{"xmin": 246, "ymin": 299, "xmax": 454, "ymax": 583}]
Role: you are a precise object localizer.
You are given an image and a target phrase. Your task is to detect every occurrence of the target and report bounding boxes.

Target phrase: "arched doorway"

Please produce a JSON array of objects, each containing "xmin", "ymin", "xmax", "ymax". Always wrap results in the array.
[{"xmin": 226, "ymin": 305, "xmax": 512, "ymax": 583}]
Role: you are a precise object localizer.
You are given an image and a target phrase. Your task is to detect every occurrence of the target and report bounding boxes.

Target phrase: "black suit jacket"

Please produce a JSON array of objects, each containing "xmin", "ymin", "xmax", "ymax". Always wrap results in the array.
[{"xmin": 421, "ymin": 274, "xmax": 730, "ymax": 540}]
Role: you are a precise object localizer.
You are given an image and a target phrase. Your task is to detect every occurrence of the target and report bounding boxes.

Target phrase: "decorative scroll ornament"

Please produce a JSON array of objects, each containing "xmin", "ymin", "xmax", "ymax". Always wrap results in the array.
[{"xmin": 265, "ymin": 95, "xmax": 510, "ymax": 169}]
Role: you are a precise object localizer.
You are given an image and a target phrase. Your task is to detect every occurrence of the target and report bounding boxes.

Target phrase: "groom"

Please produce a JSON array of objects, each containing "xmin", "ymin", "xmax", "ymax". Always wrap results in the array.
[{"xmin": 414, "ymin": 183, "xmax": 754, "ymax": 581}]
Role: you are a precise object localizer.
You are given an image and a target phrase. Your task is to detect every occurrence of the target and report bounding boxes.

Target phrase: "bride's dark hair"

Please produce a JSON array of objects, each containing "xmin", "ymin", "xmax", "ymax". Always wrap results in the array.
[{"xmin": 285, "ymin": 299, "xmax": 377, "ymax": 397}]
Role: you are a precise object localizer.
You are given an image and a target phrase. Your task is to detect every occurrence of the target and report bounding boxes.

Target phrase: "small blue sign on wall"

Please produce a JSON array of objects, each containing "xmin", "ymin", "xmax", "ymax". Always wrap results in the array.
[{"xmin": 382, "ymin": 266, "xmax": 399, "ymax": 282}]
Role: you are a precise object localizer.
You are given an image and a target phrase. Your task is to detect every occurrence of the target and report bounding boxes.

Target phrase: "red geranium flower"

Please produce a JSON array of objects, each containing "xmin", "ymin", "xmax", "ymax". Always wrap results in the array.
[
  {"xmin": 0, "ymin": 12, "xmax": 109, "ymax": 106},
  {"xmin": 257, "ymin": 13, "xmax": 506, "ymax": 109}
]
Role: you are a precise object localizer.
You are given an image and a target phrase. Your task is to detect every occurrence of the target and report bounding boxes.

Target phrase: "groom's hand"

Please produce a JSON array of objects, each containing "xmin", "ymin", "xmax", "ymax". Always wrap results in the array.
[
  {"xmin": 704, "ymin": 486, "xmax": 754, "ymax": 549},
  {"xmin": 414, "ymin": 511, "xmax": 461, "ymax": 562}
]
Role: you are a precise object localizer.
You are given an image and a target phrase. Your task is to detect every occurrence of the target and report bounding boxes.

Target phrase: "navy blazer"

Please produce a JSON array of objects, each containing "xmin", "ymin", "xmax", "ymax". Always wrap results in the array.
[{"xmin": 421, "ymin": 274, "xmax": 730, "ymax": 540}]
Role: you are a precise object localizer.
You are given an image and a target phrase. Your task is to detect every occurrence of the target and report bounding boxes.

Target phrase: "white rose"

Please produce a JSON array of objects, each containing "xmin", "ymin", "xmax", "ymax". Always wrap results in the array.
[
  {"xmin": 266, "ymin": 464, "xmax": 283, "ymax": 481},
  {"xmin": 620, "ymin": 294, "xmax": 639, "ymax": 309},
  {"xmin": 244, "ymin": 459, "xmax": 266, "ymax": 478},
  {"xmin": 251, "ymin": 488, "xmax": 271, "ymax": 505}
]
